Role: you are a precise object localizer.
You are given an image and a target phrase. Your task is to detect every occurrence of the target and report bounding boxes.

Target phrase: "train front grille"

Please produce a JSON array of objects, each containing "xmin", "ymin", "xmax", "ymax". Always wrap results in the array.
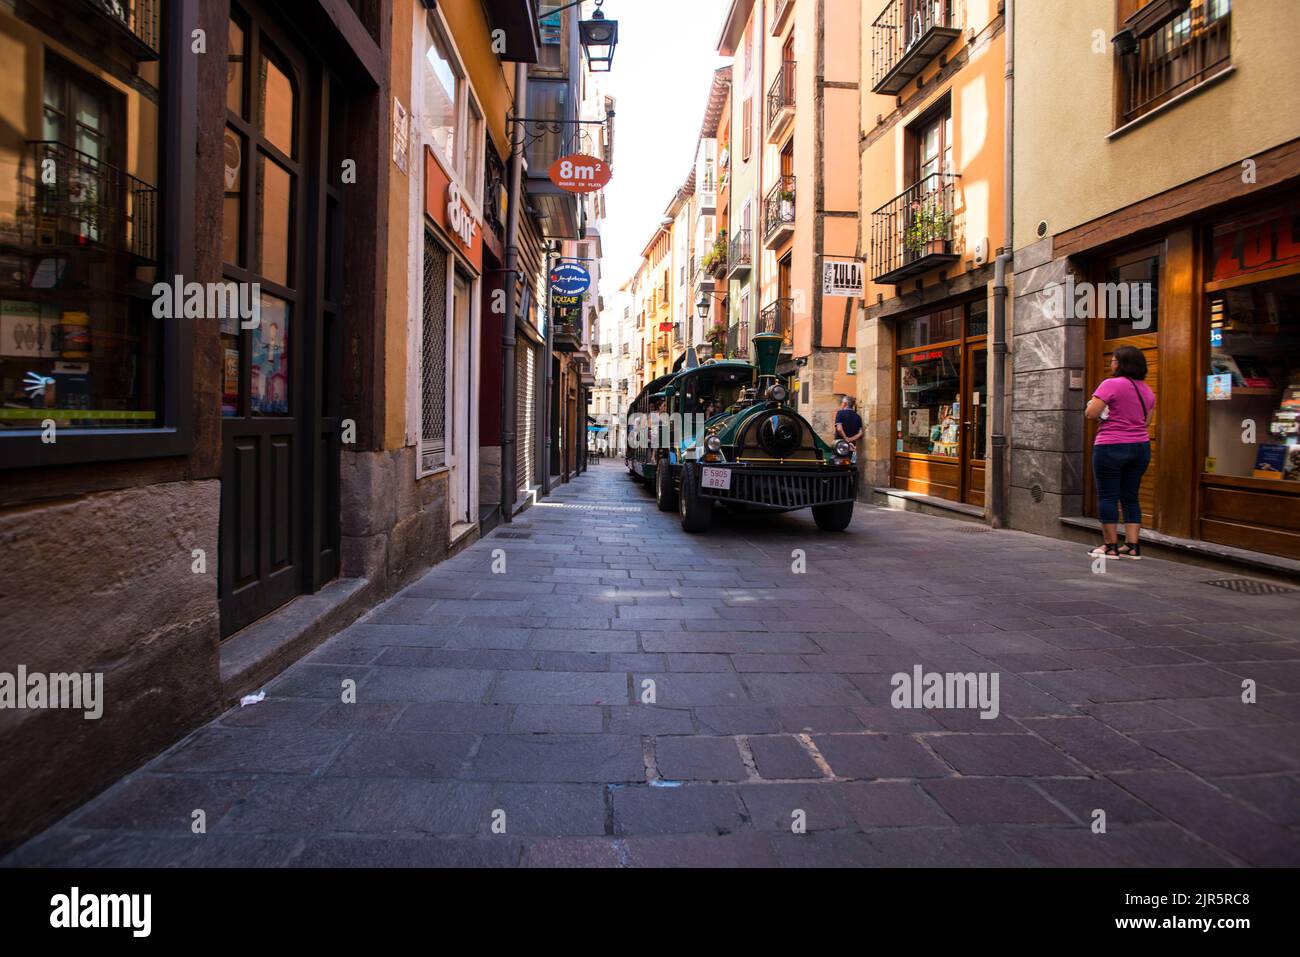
[{"xmin": 701, "ymin": 469, "xmax": 855, "ymax": 509}]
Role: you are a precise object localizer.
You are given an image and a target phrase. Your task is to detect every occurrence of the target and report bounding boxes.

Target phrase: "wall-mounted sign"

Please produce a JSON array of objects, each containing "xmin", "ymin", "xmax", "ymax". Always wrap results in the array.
[
  {"xmin": 846, "ymin": 355, "xmax": 857, "ymax": 375},
  {"xmin": 548, "ymin": 153, "xmax": 612, "ymax": 194},
  {"xmin": 822, "ymin": 259, "xmax": 864, "ymax": 297},
  {"xmin": 446, "ymin": 182, "xmax": 479, "ymax": 251},
  {"xmin": 550, "ymin": 262, "xmax": 590, "ymax": 296}
]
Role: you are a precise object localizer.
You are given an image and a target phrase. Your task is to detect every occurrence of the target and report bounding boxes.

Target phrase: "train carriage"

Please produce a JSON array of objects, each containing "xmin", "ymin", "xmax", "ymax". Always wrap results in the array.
[{"xmin": 625, "ymin": 332, "xmax": 858, "ymax": 533}]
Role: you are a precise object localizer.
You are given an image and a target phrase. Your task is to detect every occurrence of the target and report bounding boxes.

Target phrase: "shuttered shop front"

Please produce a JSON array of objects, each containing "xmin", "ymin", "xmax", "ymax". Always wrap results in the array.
[{"xmin": 516, "ymin": 342, "xmax": 536, "ymax": 492}]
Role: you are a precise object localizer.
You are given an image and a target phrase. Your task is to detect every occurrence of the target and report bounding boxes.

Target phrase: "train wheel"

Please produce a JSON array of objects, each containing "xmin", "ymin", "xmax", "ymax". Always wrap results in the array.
[
  {"xmin": 655, "ymin": 459, "xmax": 678, "ymax": 511},
  {"xmin": 678, "ymin": 463, "xmax": 713, "ymax": 533},
  {"xmin": 812, "ymin": 501, "xmax": 854, "ymax": 532}
]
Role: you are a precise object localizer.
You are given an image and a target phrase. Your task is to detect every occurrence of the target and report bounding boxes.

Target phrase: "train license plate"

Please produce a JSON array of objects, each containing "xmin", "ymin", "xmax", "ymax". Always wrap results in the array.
[{"xmin": 701, "ymin": 466, "xmax": 731, "ymax": 490}]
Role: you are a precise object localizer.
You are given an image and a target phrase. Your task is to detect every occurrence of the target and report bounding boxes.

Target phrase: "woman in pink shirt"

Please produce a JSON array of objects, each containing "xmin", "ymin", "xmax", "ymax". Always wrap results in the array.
[{"xmin": 1084, "ymin": 345, "xmax": 1155, "ymax": 559}]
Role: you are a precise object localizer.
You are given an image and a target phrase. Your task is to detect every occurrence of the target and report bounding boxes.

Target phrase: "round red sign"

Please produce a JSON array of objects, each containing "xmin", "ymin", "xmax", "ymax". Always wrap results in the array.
[{"xmin": 547, "ymin": 153, "xmax": 612, "ymax": 193}]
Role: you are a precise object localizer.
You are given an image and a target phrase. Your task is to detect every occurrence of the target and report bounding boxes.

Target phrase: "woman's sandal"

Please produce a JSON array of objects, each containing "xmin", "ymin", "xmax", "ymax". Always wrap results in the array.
[
  {"xmin": 1119, "ymin": 542, "xmax": 1142, "ymax": 560},
  {"xmin": 1088, "ymin": 543, "xmax": 1120, "ymax": 558}
]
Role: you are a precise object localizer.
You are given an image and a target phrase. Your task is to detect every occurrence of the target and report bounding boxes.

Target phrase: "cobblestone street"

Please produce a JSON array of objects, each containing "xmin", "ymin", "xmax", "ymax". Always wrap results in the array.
[{"xmin": 10, "ymin": 461, "xmax": 1300, "ymax": 867}]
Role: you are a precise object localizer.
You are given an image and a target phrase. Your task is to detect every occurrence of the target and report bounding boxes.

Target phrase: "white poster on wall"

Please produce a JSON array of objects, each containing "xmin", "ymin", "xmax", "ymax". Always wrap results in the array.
[
  {"xmin": 822, "ymin": 259, "xmax": 864, "ymax": 297},
  {"xmin": 908, "ymin": 408, "xmax": 930, "ymax": 437}
]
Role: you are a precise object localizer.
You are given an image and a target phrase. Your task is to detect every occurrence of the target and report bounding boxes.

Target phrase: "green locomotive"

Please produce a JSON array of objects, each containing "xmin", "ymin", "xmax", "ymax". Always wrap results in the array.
[{"xmin": 625, "ymin": 332, "xmax": 857, "ymax": 533}]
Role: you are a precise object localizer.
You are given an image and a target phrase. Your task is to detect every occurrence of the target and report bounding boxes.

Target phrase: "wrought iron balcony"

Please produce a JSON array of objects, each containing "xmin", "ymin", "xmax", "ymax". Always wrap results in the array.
[
  {"xmin": 758, "ymin": 298, "xmax": 793, "ymax": 347},
  {"xmin": 553, "ymin": 320, "xmax": 582, "ymax": 352},
  {"xmin": 763, "ymin": 175, "xmax": 796, "ymax": 247},
  {"xmin": 78, "ymin": 0, "xmax": 161, "ymax": 60},
  {"xmin": 1118, "ymin": 0, "xmax": 1231, "ymax": 126},
  {"xmin": 657, "ymin": 341, "xmax": 670, "ymax": 358},
  {"xmin": 727, "ymin": 228, "xmax": 752, "ymax": 277},
  {"xmin": 870, "ymin": 0, "xmax": 961, "ymax": 95},
  {"xmin": 704, "ymin": 234, "xmax": 729, "ymax": 278},
  {"xmin": 870, "ymin": 171, "xmax": 960, "ymax": 285},
  {"xmin": 727, "ymin": 321, "xmax": 750, "ymax": 359},
  {"xmin": 19, "ymin": 140, "xmax": 158, "ymax": 263},
  {"xmin": 767, "ymin": 59, "xmax": 796, "ymax": 141}
]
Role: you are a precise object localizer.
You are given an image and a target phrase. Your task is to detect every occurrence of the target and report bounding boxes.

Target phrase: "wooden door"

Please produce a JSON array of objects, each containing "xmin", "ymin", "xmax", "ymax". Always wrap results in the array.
[{"xmin": 219, "ymin": 2, "xmax": 339, "ymax": 637}]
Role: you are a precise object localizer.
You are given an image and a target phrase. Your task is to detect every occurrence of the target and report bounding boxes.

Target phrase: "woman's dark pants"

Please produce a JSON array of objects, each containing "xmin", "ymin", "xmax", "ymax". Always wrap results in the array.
[{"xmin": 1092, "ymin": 441, "xmax": 1152, "ymax": 524}]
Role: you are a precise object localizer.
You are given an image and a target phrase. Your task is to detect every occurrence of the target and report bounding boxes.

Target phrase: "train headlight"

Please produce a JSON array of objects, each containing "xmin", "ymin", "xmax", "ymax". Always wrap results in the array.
[
  {"xmin": 767, "ymin": 383, "xmax": 788, "ymax": 403},
  {"xmin": 704, "ymin": 435, "xmax": 722, "ymax": 453},
  {"xmin": 834, "ymin": 439, "xmax": 852, "ymax": 458}
]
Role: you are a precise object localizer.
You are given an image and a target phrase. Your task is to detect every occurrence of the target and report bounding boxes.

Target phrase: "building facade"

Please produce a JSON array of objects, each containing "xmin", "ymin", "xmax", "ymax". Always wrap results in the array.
[
  {"xmin": 0, "ymin": 0, "xmax": 402, "ymax": 851},
  {"xmin": 0, "ymin": 0, "xmax": 619, "ymax": 852},
  {"xmin": 1011, "ymin": 0, "xmax": 1300, "ymax": 563},
  {"xmin": 857, "ymin": 0, "xmax": 1007, "ymax": 511}
]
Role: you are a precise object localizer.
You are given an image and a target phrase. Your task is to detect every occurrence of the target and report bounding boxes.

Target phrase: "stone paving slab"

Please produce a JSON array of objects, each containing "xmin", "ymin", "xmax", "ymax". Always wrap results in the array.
[{"xmin": 7, "ymin": 460, "xmax": 1299, "ymax": 867}]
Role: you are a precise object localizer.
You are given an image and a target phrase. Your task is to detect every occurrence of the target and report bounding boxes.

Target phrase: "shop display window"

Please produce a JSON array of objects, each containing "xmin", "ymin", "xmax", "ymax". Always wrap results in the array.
[
  {"xmin": 0, "ymin": 30, "xmax": 162, "ymax": 432},
  {"xmin": 899, "ymin": 345, "xmax": 961, "ymax": 456},
  {"xmin": 1204, "ymin": 275, "xmax": 1300, "ymax": 481}
]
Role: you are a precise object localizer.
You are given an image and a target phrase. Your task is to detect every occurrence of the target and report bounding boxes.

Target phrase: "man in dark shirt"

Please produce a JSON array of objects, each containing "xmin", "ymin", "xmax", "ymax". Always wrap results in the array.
[{"xmin": 834, "ymin": 396, "xmax": 863, "ymax": 463}]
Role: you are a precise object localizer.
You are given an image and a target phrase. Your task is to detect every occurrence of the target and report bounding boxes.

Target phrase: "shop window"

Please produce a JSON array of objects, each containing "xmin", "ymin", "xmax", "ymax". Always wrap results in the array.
[
  {"xmin": 1205, "ymin": 275, "xmax": 1300, "ymax": 481},
  {"xmin": 0, "ymin": 46, "xmax": 162, "ymax": 433},
  {"xmin": 899, "ymin": 346, "xmax": 962, "ymax": 456}
]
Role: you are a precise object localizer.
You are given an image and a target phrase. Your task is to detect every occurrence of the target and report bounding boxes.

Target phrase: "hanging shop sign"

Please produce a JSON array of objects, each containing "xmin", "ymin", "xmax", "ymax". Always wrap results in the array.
[
  {"xmin": 550, "ymin": 261, "xmax": 590, "ymax": 296},
  {"xmin": 548, "ymin": 153, "xmax": 612, "ymax": 194},
  {"xmin": 822, "ymin": 259, "xmax": 864, "ymax": 297}
]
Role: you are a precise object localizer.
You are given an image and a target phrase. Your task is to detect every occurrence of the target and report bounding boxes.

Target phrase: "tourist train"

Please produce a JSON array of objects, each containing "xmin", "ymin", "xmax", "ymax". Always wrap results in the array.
[{"xmin": 625, "ymin": 332, "xmax": 858, "ymax": 532}]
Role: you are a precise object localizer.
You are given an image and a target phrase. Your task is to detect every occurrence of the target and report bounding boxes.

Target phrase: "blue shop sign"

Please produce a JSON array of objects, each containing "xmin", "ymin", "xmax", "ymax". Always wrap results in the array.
[{"xmin": 550, "ymin": 262, "xmax": 590, "ymax": 296}]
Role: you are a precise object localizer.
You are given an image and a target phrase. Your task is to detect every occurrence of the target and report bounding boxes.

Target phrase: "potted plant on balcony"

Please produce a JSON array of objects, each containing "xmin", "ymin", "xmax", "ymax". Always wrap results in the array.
[
  {"xmin": 779, "ymin": 188, "xmax": 795, "ymax": 221},
  {"xmin": 904, "ymin": 198, "xmax": 951, "ymax": 260}
]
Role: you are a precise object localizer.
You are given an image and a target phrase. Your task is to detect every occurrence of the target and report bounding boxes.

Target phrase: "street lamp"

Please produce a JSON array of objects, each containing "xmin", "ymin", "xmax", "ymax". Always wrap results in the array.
[
  {"xmin": 579, "ymin": 2, "xmax": 618, "ymax": 73},
  {"xmin": 695, "ymin": 290, "xmax": 710, "ymax": 321}
]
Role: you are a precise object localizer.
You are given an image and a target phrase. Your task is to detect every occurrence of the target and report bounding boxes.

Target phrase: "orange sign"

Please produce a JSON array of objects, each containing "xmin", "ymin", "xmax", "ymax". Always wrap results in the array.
[{"xmin": 548, "ymin": 153, "xmax": 612, "ymax": 193}]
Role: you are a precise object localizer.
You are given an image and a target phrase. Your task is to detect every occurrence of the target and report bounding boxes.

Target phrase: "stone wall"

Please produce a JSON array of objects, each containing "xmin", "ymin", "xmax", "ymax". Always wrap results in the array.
[
  {"xmin": 856, "ymin": 314, "xmax": 894, "ymax": 492},
  {"xmin": 0, "ymin": 481, "xmax": 223, "ymax": 852},
  {"xmin": 1008, "ymin": 238, "xmax": 1088, "ymax": 536},
  {"xmin": 340, "ymin": 446, "xmax": 450, "ymax": 596}
]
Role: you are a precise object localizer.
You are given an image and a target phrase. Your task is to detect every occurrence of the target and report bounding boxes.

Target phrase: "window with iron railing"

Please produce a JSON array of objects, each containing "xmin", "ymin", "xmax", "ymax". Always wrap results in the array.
[
  {"xmin": 758, "ymin": 299, "xmax": 793, "ymax": 346},
  {"xmin": 767, "ymin": 60, "xmax": 796, "ymax": 129},
  {"xmin": 764, "ymin": 175, "xmax": 796, "ymax": 239},
  {"xmin": 1116, "ymin": 0, "xmax": 1231, "ymax": 127}
]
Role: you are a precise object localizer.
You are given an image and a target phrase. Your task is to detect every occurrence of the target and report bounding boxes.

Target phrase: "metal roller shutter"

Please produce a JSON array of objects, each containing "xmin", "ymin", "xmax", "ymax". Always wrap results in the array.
[{"xmin": 516, "ymin": 342, "xmax": 535, "ymax": 492}]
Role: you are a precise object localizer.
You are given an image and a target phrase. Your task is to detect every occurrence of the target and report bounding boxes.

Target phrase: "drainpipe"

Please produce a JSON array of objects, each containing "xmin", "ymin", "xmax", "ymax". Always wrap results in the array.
[
  {"xmin": 990, "ymin": 0, "xmax": 1013, "ymax": 529},
  {"xmin": 543, "ymin": 242, "xmax": 555, "ymax": 495},
  {"xmin": 500, "ymin": 61, "xmax": 526, "ymax": 523}
]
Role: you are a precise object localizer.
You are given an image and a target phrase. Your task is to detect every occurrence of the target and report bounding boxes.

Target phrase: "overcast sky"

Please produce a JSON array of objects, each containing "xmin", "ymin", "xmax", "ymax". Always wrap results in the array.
[{"xmin": 600, "ymin": 0, "xmax": 731, "ymax": 290}]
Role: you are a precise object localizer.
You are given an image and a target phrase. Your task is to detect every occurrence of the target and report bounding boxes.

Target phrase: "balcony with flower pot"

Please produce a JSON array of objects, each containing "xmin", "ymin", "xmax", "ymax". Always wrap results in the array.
[
  {"xmin": 704, "ymin": 230, "xmax": 729, "ymax": 279},
  {"xmin": 763, "ymin": 175, "xmax": 796, "ymax": 249},
  {"xmin": 870, "ymin": 0, "xmax": 962, "ymax": 96},
  {"xmin": 553, "ymin": 319, "xmax": 582, "ymax": 353},
  {"xmin": 870, "ymin": 171, "xmax": 960, "ymax": 285}
]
